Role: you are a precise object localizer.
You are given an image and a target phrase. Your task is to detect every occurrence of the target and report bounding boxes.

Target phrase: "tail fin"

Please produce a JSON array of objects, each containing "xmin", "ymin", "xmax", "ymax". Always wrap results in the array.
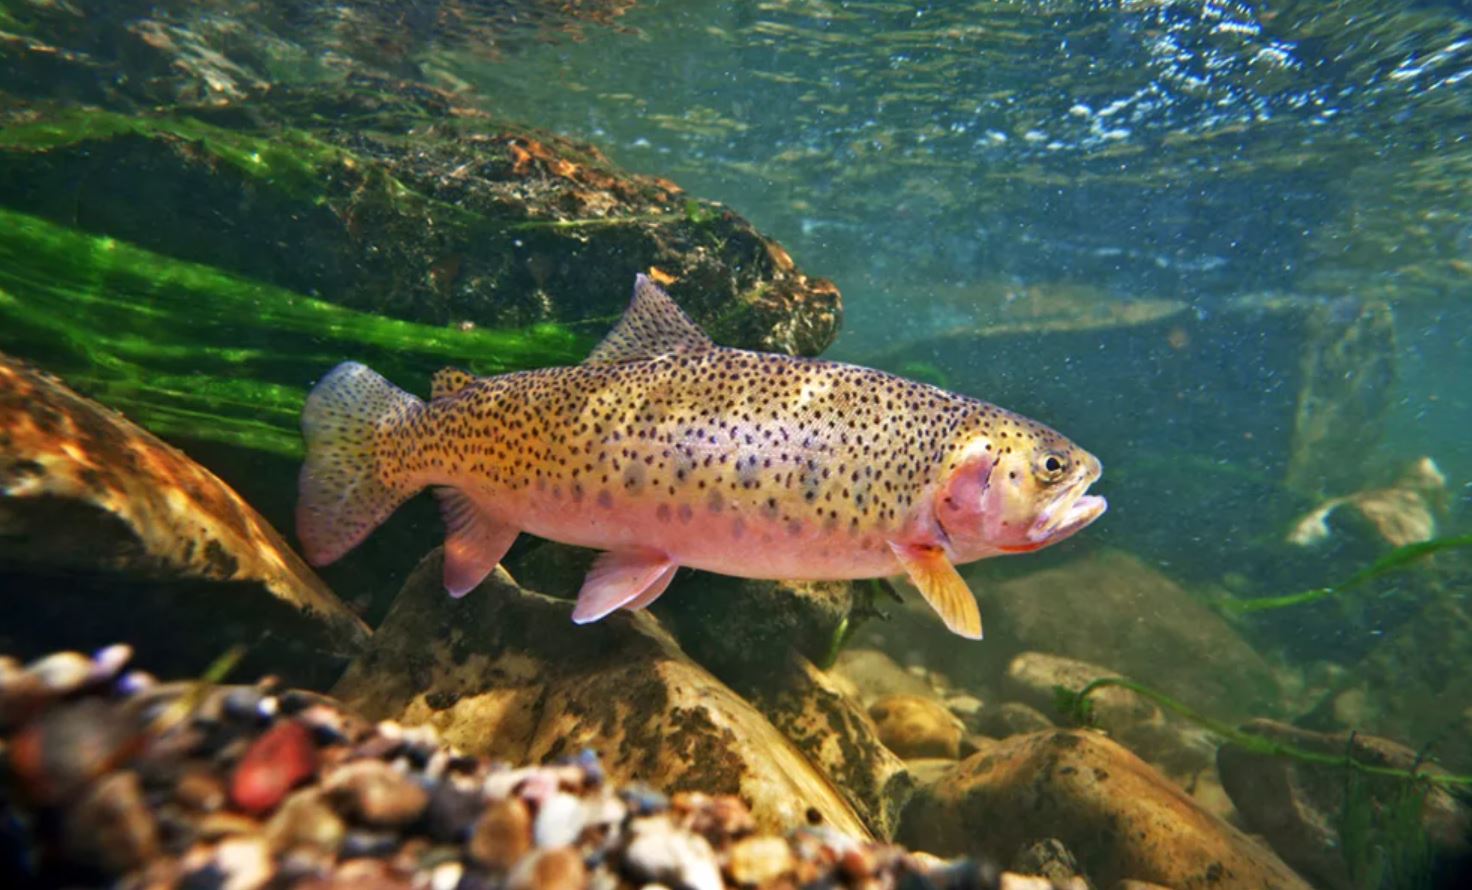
[{"xmin": 296, "ymin": 362, "xmax": 423, "ymax": 566}]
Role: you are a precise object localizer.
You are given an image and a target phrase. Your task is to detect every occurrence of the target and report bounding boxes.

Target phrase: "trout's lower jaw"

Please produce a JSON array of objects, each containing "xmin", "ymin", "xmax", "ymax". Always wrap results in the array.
[{"xmin": 1029, "ymin": 491, "xmax": 1107, "ymax": 544}]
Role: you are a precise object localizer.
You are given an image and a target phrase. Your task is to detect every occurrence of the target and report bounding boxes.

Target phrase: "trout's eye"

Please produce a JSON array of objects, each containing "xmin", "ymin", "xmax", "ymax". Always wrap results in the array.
[{"xmin": 1036, "ymin": 451, "xmax": 1069, "ymax": 484}]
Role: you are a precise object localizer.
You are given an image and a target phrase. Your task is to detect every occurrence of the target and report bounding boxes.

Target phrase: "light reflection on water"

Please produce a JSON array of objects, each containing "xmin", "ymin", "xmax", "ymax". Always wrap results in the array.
[{"xmin": 444, "ymin": 0, "xmax": 1469, "ymax": 318}]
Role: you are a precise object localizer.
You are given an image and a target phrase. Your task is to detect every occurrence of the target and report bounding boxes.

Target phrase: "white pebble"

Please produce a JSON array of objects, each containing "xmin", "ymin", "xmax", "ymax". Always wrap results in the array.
[
  {"xmin": 26, "ymin": 651, "xmax": 91, "ymax": 691},
  {"xmin": 430, "ymin": 861, "xmax": 464, "ymax": 890},
  {"xmin": 212, "ymin": 837, "xmax": 273, "ymax": 890},
  {"xmin": 625, "ymin": 817, "xmax": 723, "ymax": 890},
  {"xmin": 533, "ymin": 792, "xmax": 585, "ymax": 847},
  {"xmin": 90, "ymin": 643, "xmax": 132, "ymax": 680}
]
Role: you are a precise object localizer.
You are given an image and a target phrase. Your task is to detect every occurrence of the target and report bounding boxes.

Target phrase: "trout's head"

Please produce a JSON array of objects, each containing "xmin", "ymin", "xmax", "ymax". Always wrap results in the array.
[{"xmin": 933, "ymin": 415, "xmax": 1106, "ymax": 560}]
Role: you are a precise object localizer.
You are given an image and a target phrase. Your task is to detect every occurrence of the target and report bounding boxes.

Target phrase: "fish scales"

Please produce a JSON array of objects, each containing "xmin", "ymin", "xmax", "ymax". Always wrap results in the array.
[{"xmin": 297, "ymin": 275, "xmax": 1106, "ymax": 639}]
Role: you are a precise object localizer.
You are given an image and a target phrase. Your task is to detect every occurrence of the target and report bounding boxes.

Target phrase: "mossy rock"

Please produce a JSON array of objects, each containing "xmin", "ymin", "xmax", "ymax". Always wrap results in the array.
[{"xmin": 0, "ymin": 81, "xmax": 840, "ymax": 355}]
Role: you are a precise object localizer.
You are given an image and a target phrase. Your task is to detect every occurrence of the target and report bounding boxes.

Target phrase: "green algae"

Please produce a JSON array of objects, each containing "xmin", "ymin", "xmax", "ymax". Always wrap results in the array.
[
  {"xmin": 0, "ymin": 107, "xmax": 353, "ymax": 204},
  {"xmin": 0, "ymin": 207, "xmax": 591, "ymax": 456}
]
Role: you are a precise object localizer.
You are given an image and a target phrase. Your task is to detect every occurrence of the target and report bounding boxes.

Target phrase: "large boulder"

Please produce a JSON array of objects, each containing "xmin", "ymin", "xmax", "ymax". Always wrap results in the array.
[
  {"xmin": 0, "ymin": 353, "xmax": 368, "ymax": 684},
  {"xmin": 731, "ymin": 655, "xmax": 914, "ymax": 841},
  {"xmin": 976, "ymin": 550, "xmax": 1280, "ymax": 717},
  {"xmin": 853, "ymin": 549, "xmax": 1281, "ymax": 722},
  {"xmin": 331, "ymin": 549, "xmax": 874, "ymax": 839},
  {"xmin": 899, "ymin": 729, "xmax": 1311, "ymax": 890},
  {"xmin": 505, "ymin": 541, "xmax": 911, "ymax": 838}
]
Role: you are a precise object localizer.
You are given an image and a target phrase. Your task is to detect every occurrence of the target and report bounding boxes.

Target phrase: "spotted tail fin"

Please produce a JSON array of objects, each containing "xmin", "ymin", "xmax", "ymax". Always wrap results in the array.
[{"xmin": 296, "ymin": 362, "xmax": 424, "ymax": 566}]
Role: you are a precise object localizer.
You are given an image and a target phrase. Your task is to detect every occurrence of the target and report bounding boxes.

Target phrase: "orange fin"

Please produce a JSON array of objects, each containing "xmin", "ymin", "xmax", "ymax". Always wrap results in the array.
[
  {"xmin": 430, "ymin": 367, "xmax": 477, "ymax": 400},
  {"xmin": 433, "ymin": 488, "xmax": 520, "ymax": 597},
  {"xmin": 572, "ymin": 548, "xmax": 677, "ymax": 623},
  {"xmin": 584, "ymin": 275, "xmax": 714, "ymax": 365},
  {"xmin": 888, "ymin": 542, "xmax": 983, "ymax": 640}
]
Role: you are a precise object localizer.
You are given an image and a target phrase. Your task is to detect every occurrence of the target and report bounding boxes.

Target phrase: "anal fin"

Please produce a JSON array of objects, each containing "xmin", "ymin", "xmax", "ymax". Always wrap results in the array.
[
  {"xmin": 434, "ymin": 488, "xmax": 520, "ymax": 597},
  {"xmin": 572, "ymin": 548, "xmax": 677, "ymax": 624},
  {"xmin": 888, "ymin": 541, "xmax": 983, "ymax": 640}
]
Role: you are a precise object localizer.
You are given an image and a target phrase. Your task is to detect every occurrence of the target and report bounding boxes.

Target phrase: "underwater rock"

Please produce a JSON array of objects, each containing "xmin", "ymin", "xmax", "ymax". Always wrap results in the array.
[
  {"xmin": 231, "ymin": 720, "xmax": 318, "ymax": 815},
  {"xmin": 829, "ymin": 648, "xmax": 936, "ymax": 705},
  {"xmin": 726, "ymin": 654, "xmax": 914, "ymax": 841},
  {"xmin": 899, "ymin": 729, "xmax": 1312, "ymax": 890},
  {"xmin": 869, "ymin": 695, "xmax": 966, "ymax": 760},
  {"xmin": 3, "ymin": 645, "xmax": 1013, "ymax": 889},
  {"xmin": 1003, "ymin": 652, "xmax": 1218, "ymax": 784},
  {"xmin": 330, "ymin": 548, "xmax": 872, "ymax": 838},
  {"xmin": 0, "ymin": 353, "xmax": 369, "ymax": 679},
  {"xmin": 1218, "ymin": 719, "xmax": 1471, "ymax": 889},
  {"xmin": 1011, "ymin": 838, "xmax": 1091, "ymax": 889},
  {"xmin": 63, "ymin": 769, "xmax": 160, "ymax": 876},
  {"xmin": 1286, "ymin": 456, "xmax": 1447, "ymax": 550},
  {"xmin": 497, "ymin": 544, "xmax": 911, "ymax": 839},
  {"xmin": 976, "ymin": 702, "xmax": 1057, "ymax": 739},
  {"xmin": 1002, "ymin": 654, "xmax": 1156, "ymax": 738},
  {"xmin": 658, "ymin": 575, "xmax": 858, "ymax": 680},
  {"xmin": 866, "ymin": 549, "xmax": 1280, "ymax": 722},
  {"xmin": 0, "ymin": 81, "xmax": 840, "ymax": 358}
]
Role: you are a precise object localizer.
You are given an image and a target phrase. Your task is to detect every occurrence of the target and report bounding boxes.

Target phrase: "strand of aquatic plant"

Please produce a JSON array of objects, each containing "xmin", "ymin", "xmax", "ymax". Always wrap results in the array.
[
  {"xmin": 1056, "ymin": 677, "xmax": 1472, "ymax": 789},
  {"xmin": 0, "ymin": 207, "xmax": 592, "ymax": 456},
  {"xmin": 1218, "ymin": 533, "xmax": 1472, "ymax": 614}
]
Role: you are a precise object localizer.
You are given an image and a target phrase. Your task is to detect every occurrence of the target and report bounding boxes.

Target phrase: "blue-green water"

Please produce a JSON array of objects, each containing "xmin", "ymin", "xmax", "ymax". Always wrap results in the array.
[{"xmin": 1, "ymin": 1, "xmax": 1471, "ymax": 885}]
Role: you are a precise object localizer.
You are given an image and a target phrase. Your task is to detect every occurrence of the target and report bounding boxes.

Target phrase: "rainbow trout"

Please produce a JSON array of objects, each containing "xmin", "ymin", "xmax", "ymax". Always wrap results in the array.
[{"xmin": 297, "ymin": 276, "xmax": 1105, "ymax": 638}]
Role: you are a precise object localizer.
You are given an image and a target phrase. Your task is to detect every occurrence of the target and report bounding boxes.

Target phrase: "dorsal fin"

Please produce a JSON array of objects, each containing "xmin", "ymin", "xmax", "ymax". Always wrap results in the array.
[
  {"xmin": 431, "ymin": 367, "xmax": 476, "ymax": 400},
  {"xmin": 585, "ymin": 274, "xmax": 714, "ymax": 365}
]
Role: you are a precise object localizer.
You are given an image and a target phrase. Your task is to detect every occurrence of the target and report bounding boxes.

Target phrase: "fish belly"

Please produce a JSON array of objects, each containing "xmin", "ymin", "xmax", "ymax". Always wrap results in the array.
[{"xmin": 511, "ymin": 486, "xmax": 902, "ymax": 580}]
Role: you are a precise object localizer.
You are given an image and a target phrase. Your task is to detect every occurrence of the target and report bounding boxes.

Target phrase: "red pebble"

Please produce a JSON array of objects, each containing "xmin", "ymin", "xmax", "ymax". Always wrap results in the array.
[{"xmin": 229, "ymin": 719, "xmax": 317, "ymax": 815}]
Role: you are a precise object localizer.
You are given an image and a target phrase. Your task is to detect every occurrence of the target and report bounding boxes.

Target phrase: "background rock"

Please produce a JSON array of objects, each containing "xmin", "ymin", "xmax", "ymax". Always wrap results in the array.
[
  {"xmin": 828, "ymin": 648, "xmax": 935, "ymax": 705},
  {"xmin": 331, "ymin": 549, "xmax": 872, "ymax": 838},
  {"xmin": 977, "ymin": 703, "xmax": 1057, "ymax": 739},
  {"xmin": 854, "ymin": 549, "xmax": 1281, "ymax": 723},
  {"xmin": 869, "ymin": 695, "xmax": 965, "ymax": 760},
  {"xmin": 1217, "ymin": 719, "xmax": 1471, "ymax": 889},
  {"xmin": 658, "ymin": 574, "xmax": 857, "ymax": 679},
  {"xmin": 1001, "ymin": 652, "xmax": 1225, "ymax": 798},
  {"xmin": 900, "ymin": 730, "xmax": 1311, "ymax": 890}
]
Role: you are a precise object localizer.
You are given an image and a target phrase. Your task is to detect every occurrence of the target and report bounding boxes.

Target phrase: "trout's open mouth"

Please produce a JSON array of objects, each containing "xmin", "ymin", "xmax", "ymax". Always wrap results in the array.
[{"xmin": 1028, "ymin": 482, "xmax": 1108, "ymax": 544}]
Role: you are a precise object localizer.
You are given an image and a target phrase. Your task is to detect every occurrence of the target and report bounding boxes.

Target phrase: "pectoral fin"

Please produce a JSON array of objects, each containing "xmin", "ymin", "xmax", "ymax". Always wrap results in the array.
[
  {"xmin": 572, "ymin": 548, "xmax": 678, "ymax": 624},
  {"xmin": 888, "ymin": 542, "xmax": 983, "ymax": 640},
  {"xmin": 434, "ymin": 488, "xmax": 520, "ymax": 597}
]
